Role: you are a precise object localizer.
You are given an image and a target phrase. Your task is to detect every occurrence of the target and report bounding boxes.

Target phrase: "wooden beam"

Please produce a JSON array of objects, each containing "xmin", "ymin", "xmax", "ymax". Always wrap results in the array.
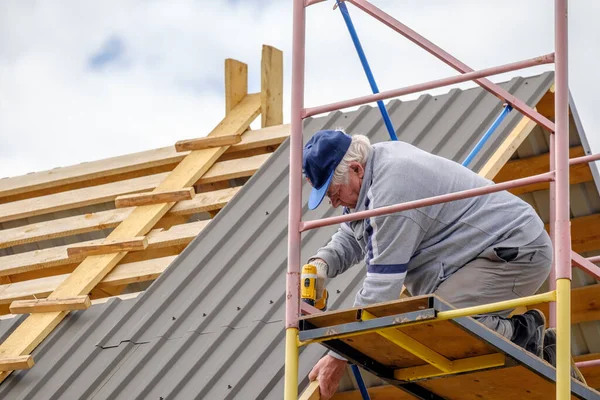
[
  {"xmin": 332, "ymin": 385, "xmax": 414, "ymax": 400},
  {"xmin": 477, "ymin": 115, "xmax": 538, "ymax": 180},
  {"xmin": 299, "ymin": 380, "xmax": 320, "ymax": 400},
  {"xmin": 575, "ymin": 353, "xmax": 600, "ymax": 389},
  {"xmin": 175, "ymin": 135, "xmax": 242, "ymax": 153},
  {"xmin": 494, "ymin": 146, "xmax": 592, "ymax": 195},
  {"xmin": 0, "ymin": 256, "xmax": 176, "ymax": 307},
  {"xmin": 0, "ymin": 93, "xmax": 261, "ymax": 383},
  {"xmin": 197, "ymin": 153, "xmax": 269, "ymax": 184},
  {"xmin": 261, "ymin": 45, "xmax": 283, "ymax": 128},
  {"xmin": 0, "ymin": 355, "xmax": 33, "ymax": 372},
  {"xmin": 566, "ymin": 213, "xmax": 600, "ymax": 254},
  {"xmin": 115, "ymin": 188, "xmax": 195, "ymax": 208},
  {"xmin": 225, "ymin": 58, "xmax": 248, "ymax": 114},
  {"xmin": 0, "ymin": 152, "xmax": 268, "ymax": 224},
  {"xmin": 9, "ymin": 295, "xmax": 90, "ymax": 314},
  {"xmin": 528, "ymin": 283, "xmax": 600, "ymax": 325},
  {"xmin": 0, "ymin": 220, "xmax": 209, "ymax": 277},
  {"xmin": 66, "ymin": 237, "xmax": 148, "ymax": 258},
  {"xmin": 0, "ymin": 123, "xmax": 288, "ymax": 204},
  {"xmin": 0, "ymin": 187, "xmax": 239, "ymax": 249}
]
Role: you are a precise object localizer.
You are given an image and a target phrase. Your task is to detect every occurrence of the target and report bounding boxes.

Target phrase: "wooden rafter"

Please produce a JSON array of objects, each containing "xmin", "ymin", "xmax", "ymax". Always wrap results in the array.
[{"xmin": 494, "ymin": 146, "xmax": 593, "ymax": 195}]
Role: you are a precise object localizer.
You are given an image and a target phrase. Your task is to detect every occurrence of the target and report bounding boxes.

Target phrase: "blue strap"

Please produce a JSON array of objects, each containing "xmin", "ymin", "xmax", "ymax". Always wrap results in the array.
[
  {"xmin": 350, "ymin": 364, "xmax": 372, "ymax": 399},
  {"xmin": 336, "ymin": 0, "xmax": 397, "ymax": 141},
  {"xmin": 462, "ymin": 104, "xmax": 513, "ymax": 168}
]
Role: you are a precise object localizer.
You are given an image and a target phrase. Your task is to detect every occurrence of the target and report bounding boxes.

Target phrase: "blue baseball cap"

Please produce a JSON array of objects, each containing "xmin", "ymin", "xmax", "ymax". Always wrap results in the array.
[{"xmin": 303, "ymin": 130, "xmax": 352, "ymax": 209}]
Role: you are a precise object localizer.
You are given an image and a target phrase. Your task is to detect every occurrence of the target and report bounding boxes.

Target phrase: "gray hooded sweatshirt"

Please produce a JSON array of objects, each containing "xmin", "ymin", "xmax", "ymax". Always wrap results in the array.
[{"xmin": 312, "ymin": 140, "xmax": 544, "ymax": 308}]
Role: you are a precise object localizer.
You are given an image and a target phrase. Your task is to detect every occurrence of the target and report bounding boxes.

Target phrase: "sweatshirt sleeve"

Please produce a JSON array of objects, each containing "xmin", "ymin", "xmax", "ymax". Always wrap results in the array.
[
  {"xmin": 353, "ymin": 213, "xmax": 426, "ymax": 307},
  {"xmin": 311, "ymin": 220, "xmax": 365, "ymax": 278}
]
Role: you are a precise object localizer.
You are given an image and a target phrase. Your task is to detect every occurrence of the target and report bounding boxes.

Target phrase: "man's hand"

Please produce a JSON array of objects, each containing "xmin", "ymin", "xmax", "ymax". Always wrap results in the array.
[{"xmin": 308, "ymin": 355, "xmax": 347, "ymax": 400}]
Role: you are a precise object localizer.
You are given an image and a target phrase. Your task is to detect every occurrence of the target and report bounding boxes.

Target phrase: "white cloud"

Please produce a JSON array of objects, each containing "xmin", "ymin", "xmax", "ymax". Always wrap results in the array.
[{"xmin": 0, "ymin": 0, "xmax": 598, "ymax": 178}]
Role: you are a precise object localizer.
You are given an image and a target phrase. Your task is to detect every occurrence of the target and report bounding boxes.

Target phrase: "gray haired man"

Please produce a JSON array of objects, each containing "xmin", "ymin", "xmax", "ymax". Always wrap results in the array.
[{"xmin": 302, "ymin": 129, "xmax": 570, "ymax": 399}]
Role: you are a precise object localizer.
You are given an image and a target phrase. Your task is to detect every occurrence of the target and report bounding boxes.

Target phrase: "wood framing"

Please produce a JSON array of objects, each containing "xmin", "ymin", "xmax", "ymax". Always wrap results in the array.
[
  {"xmin": 477, "ymin": 115, "xmax": 538, "ymax": 180},
  {"xmin": 332, "ymin": 385, "xmax": 414, "ymax": 400},
  {"xmin": 0, "ymin": 256, "xmax": 175, "ymax": 306},
  {"xmin": 225, "ymin": 58, "xmax": 248, "ymax": 113},
  {"xmin": 576, "ymin": 353, "xmax": 600, "ymax": 389},
  {"xmin": 115, "ymin": 188, "xmax": 195, "ymax": 208},
  {"xmin": 0, "ymin": 124, "xmax": 289, "ymax": 204},
  {"xmin": 261, "ymin": 45, "xmax": 283, "ymax": 128},
  {"xmin": 0, "ymin": 356, "xmax": 34, "ymax": 372},
  {"xmin": 9, "ymin": 296, "xmax": 90, "ymax": 314},
  {"xmin": 66, "ymin": 237, "xmax": 148, "ymax": 258},
  {"xmin": 0, "ymin": 91, "xmax": 261, "ymax": 383},
  {"xmin": 299, "ymin": 380, "xmax": 320, "ymax": 400},
  {"xmin": 0, "ymin": 152, "xmax": 269, "ymax": 224},
  {"xmin": 0, "ymin": 220, "xmax": 209, "ymax": 277},
  {"xmin": 528, "ymin": 283, "xmax": 600, "ymax": 325},
  {"xmin": 494, "ymin": 146, "xmax": 593, "ymax": 195},
  {"xmin": 175, "ymin": 135, "xmax": 242, "ymax": 153}
]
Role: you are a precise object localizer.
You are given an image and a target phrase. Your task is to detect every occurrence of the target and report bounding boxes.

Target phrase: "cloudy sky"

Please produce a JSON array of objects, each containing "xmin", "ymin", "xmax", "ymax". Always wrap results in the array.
[{"xmin": 0, "ymin": 1, "xmax": 598, "ymax": 178}]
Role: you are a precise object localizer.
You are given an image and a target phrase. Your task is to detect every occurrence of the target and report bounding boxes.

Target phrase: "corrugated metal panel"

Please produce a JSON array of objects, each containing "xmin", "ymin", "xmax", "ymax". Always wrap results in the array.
[{"xmin": 1, "ymin": 71, "xmax": 598, "ymax": 399}]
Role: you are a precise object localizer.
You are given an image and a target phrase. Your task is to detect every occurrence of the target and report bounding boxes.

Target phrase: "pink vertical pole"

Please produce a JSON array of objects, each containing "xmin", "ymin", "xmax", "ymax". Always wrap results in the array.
[
  {"xmin": 288, "ymin": 0, "xmax": 305, "ymax": 331},
  {"xmin": 554, "ymin": 0, "xmax": 571, "ymax": 283},
  {"xmin": 549, "ymin": 134, "xmax": 557, "ymax": 328},
  {"xmin": 284, "ymin": 2, "xmax": 305, "ymax": 398},
  {"xmin": 554, "ymin": 0, "xmax": 571, "ymax": 398}
]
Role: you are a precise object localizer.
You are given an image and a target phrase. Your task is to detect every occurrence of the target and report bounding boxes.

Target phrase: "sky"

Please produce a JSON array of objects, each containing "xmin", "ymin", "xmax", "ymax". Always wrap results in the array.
[{"xmin": 0, "ymin": 0, "xmax": 598, "ymax": 178}]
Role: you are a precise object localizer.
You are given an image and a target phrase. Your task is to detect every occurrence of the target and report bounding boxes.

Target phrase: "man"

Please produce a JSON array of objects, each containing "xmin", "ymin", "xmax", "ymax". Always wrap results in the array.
[{"xmin": 302, "ymin": 129, "xmax": 571, "ymax": 399}]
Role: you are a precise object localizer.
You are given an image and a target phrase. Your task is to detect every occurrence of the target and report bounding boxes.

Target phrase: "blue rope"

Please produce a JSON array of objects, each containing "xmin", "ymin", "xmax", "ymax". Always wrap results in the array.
[
  {"xmin": 336, "ymin": 0, "xmax": 397, "ymax": 141},
  {"xmin": 462, "ymin": 104, "xmax": 513, "ymax": 168},
  {"xmin": 350, "ymin": 364, "xmax": 371, "ymax": 400}
]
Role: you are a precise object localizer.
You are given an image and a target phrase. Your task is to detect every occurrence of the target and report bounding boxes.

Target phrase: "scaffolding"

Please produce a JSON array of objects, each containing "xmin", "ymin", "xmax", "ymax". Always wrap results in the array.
[{"xmin": 286, "ymin": 1, "xmax": 600, "ymax": 399}]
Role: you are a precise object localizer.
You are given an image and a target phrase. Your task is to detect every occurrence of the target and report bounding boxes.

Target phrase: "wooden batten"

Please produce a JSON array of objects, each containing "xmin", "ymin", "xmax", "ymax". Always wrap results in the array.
[
  {"xmin": 299, "ymin": 380, "xmax": 320, "ymax": 400},
  {"xmin": 0, "ymin": 124, "xmax": 288, "ymax": 205},
  {"xmin": 0, "ymin": 355, "xmax": 34, "ymax": 372},
  {"xmin": 10, "ymin": 295, "xmax": 91, "ymax": 314},
  {"xmin": 115, "ymin": 187, "xmax": 195, "ymax": 208},
  {"xmin": 66, "ymin": 237, "xmax": 148, "ymax": 258},
  {"xmin": 261, "ymin": 45, "xmax": 283, "ymax": 128},
  {"xmin": 175, "ymin": 135, "xmax": 242, "ymax": 153}
]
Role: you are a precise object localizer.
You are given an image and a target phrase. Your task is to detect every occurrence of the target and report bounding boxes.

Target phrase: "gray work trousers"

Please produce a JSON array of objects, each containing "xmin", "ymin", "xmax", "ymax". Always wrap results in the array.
[{"xmin": 433, "ymin": 230, "xmax": 553, "ymax": 340}]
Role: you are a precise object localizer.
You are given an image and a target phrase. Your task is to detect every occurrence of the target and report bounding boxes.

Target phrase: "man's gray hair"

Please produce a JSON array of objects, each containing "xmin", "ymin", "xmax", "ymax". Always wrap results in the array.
[{"xmin": 332, "ymin": 134, "xmax": 371, "ymax": 186}]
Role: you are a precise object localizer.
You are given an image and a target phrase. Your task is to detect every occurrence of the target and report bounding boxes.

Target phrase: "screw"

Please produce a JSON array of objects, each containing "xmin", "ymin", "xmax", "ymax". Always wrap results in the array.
[
  {"xmin": 227, "ymin": 385, "xmax": 232, "ymax": 389},
  {"xmin": 265, "ymin": 211, "xmax": 270, "ymax": 215},
  {"xmin": 202, "ymin": 313, "xmax": 207, "ymax": 317},
  {"xmin": 269, "ymin": 300, "xmax": 274, "ymax": 304},
  {"xmin": 160, "ymin": 397, "xmax": 164, "ymax": 400},
  {"xmin": 171, "ymin": 316, "xmax": 176, "ymax": 321},
  {"xmin": 237, "ymin": 306, "xmax": 241, "ymax": 311},
  {"xmin": 336, "ymin": 289, "xmax": 341, "ymax": 294}
]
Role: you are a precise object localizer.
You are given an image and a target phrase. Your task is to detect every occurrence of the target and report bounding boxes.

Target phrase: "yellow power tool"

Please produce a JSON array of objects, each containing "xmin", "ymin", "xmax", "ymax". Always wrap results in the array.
[{"xmin": 301, "ymin": 264, "xmax": 328, "ymax": 311}]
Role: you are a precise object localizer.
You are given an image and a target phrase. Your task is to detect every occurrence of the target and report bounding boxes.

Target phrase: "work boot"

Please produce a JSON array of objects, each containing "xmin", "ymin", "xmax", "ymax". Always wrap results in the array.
[
  {"xmin": 510, "ymin": 309, "xmax": 546, "ymax": 357},
  {"xmin": 543, "ymin": 328, "xmax": 587, "ymax": 384}
]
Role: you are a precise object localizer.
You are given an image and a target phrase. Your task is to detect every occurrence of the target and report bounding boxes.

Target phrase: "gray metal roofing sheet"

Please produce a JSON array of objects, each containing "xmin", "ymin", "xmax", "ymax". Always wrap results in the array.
[{"xmin": 0, "ymin": 71, "xmax": 598, "ymax": 399}]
